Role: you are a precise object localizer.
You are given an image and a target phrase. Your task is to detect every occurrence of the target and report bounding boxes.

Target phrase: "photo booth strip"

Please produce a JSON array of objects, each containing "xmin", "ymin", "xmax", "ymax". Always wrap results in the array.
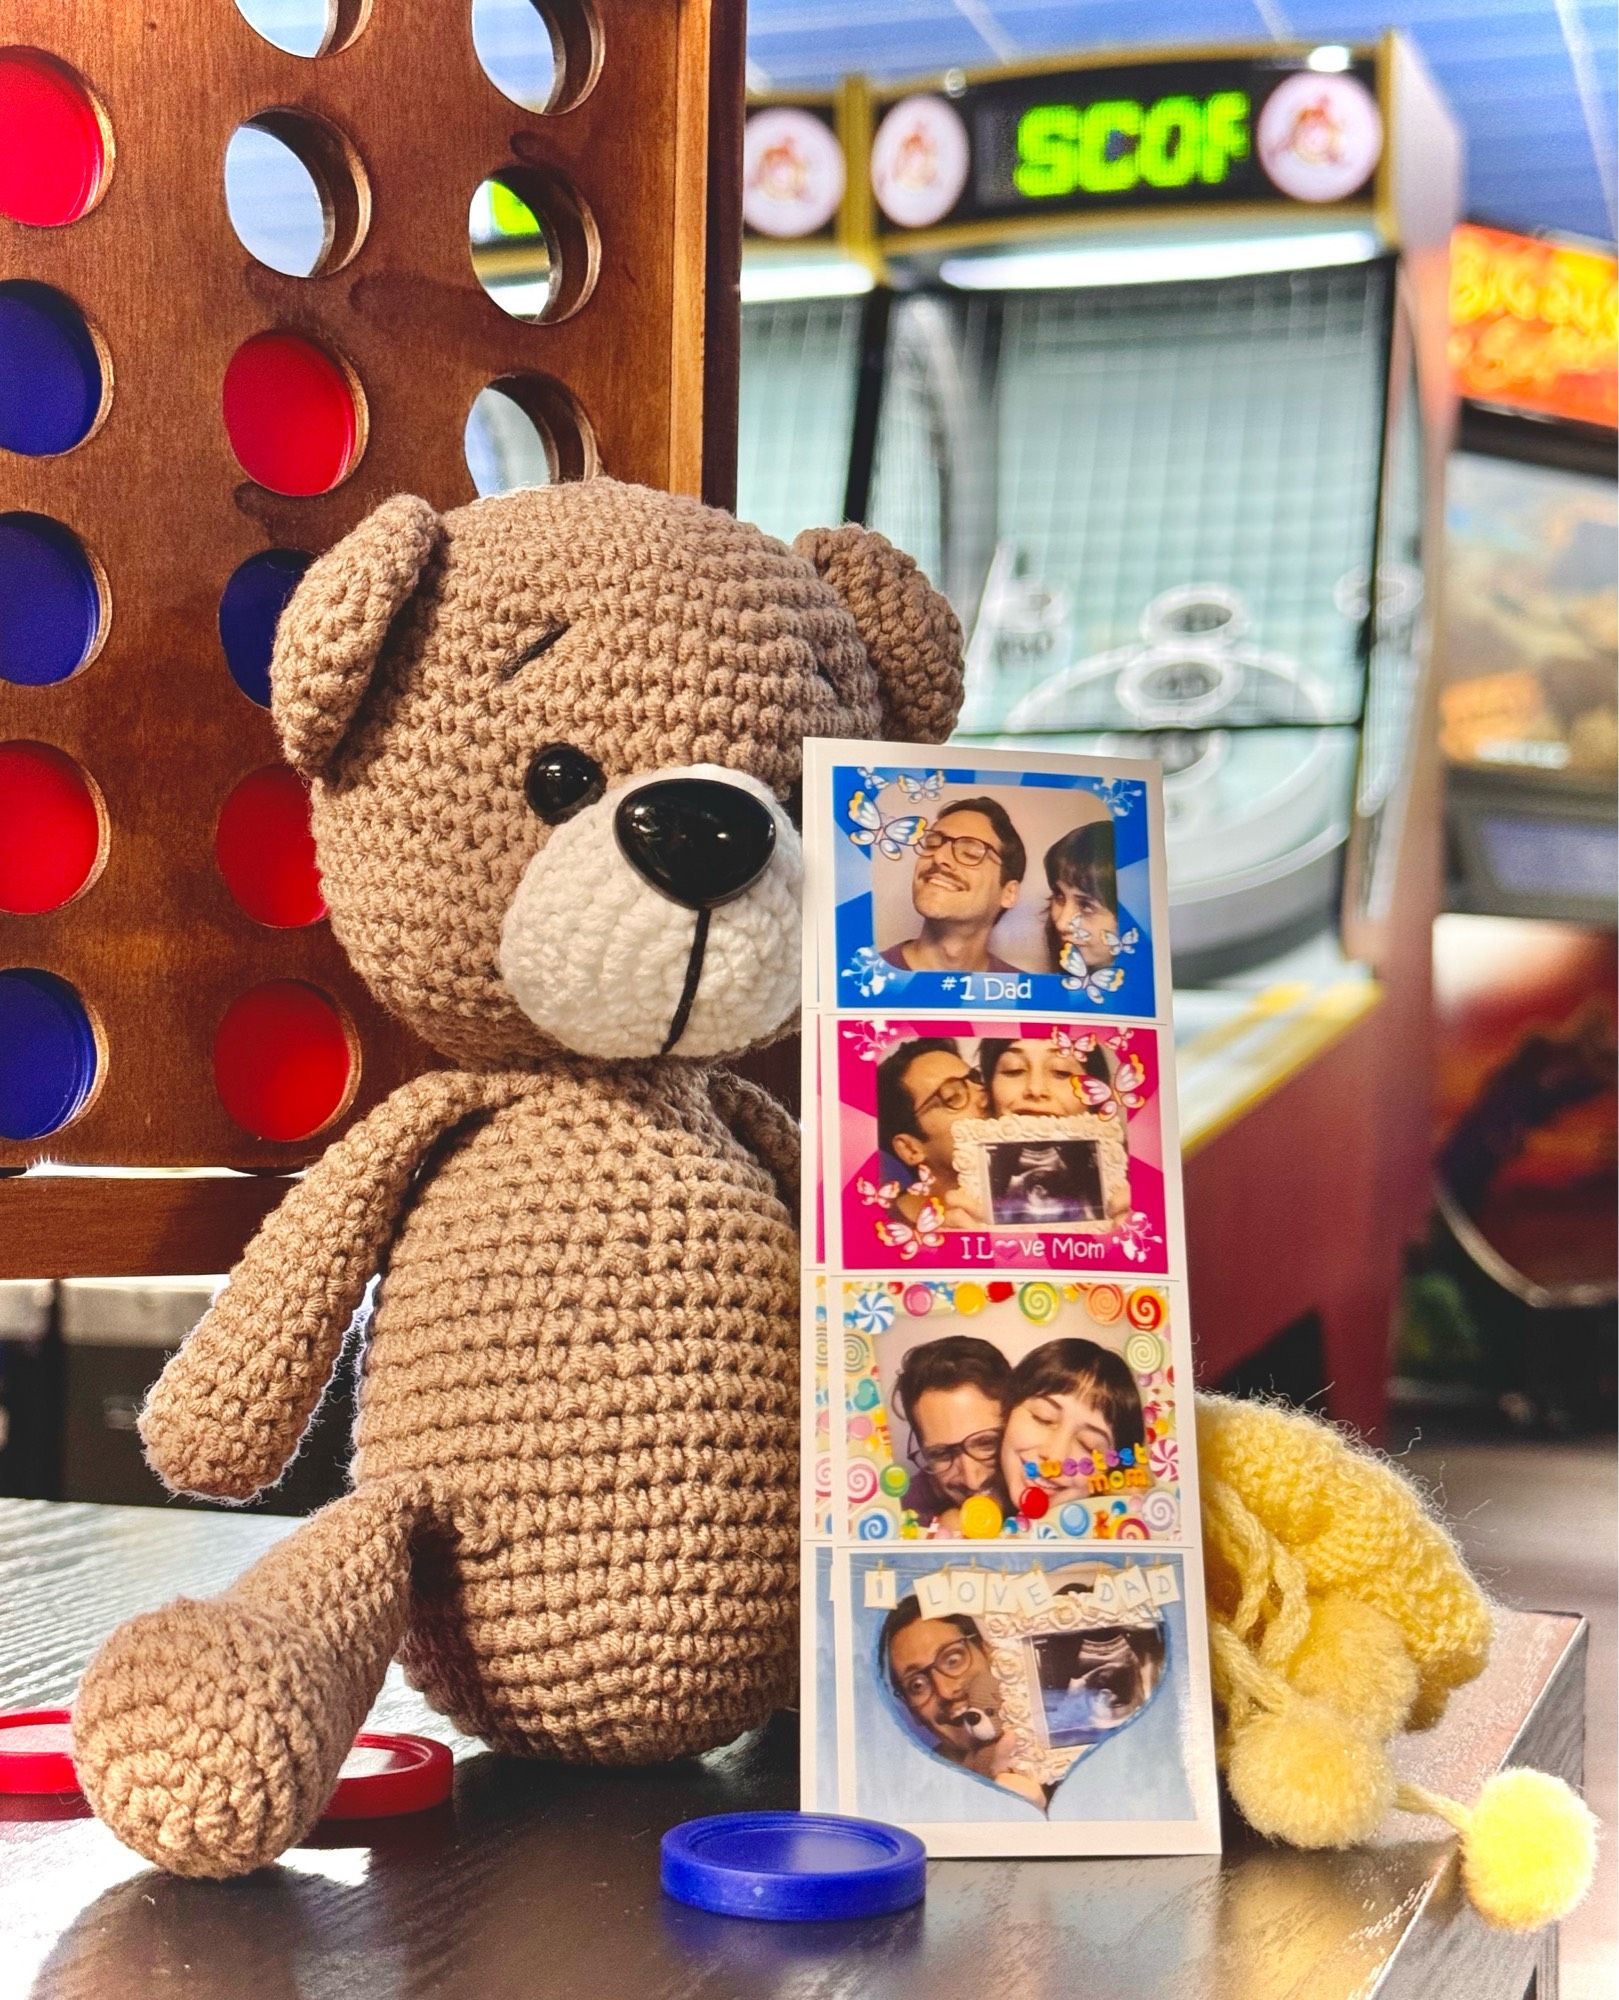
[{"xmin": 799, "ymin": 737, "xmax": 1219, "ymax": 1858}]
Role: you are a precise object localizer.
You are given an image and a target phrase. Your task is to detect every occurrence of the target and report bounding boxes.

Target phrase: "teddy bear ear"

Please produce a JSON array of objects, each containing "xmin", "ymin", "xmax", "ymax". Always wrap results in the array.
[
  {"xmin": 270, "ymin": 494, "xmax": 443, "ymax": 778},
  {"xmin": 793, "ymin": 523, "xmax": 965, "ymax": 745}
]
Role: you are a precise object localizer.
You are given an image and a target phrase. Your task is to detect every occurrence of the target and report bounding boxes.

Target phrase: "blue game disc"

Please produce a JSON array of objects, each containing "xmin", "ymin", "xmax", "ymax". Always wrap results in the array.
[
  {"xmin": 0, "ymin": 968, "xmax": 98, "ymax": 1141},
  {"xmin": 0, "ymin": 513, "xmax": 103, "ymax": 685},
  {"xmin": 0, "ymin": 281, "xmax": 104, "ymax": 456},
  {"xmin": 660, "ymin": 1811, "xmax": 926, "ymax": 1922},
  {"xmin": 217, "ymin": 547, "xmax": 311, "ymax": 706}
]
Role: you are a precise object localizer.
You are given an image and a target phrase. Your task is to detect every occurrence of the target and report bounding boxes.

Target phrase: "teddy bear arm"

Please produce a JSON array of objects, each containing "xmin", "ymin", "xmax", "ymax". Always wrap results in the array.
[
  {"xmin": 139, "ymin": 1068, "xmax": 537, "ymax": 1500},
  {"xmin": 708, "ymin": 1069, "xmax": 801, "ymax": 1216}
]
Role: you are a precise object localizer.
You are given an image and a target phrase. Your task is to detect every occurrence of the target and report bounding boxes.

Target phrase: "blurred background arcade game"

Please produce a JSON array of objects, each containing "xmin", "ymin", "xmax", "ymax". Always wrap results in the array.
[{"xmin": 735, "ymin": 33, "xmax": 1461, "ymax": 1440}]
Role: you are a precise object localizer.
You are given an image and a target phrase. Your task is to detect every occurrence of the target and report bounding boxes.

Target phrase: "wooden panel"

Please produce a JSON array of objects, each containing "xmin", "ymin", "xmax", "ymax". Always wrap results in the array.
[
  {"xmin": 0, "ymin": 1173, "xmax": 291, "ymax": 1279},
  {"xmin": 0, "ymin": 0, "xmax": 737, "ymax": 1184}
]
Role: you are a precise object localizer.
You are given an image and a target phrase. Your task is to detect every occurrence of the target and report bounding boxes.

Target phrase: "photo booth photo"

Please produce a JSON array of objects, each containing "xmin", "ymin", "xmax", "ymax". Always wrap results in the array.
[
  {"xmin": 828, "ymin": 761, "xmax": 1156, "ymax": 1016},
  {"xmin": 830, "ymin": 1018, "xmax": 1169, "ymax": 1275},
  {"xmin": 840, "ymin": 1277, "xmax": 1180, "ymax": 1543}
]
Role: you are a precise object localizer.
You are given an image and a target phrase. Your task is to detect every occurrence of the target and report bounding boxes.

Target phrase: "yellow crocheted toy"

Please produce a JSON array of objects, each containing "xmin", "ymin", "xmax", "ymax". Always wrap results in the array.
[{"xmin": 1197, "ymin": 1393, "xmax": 1597, "ymax": 1932}]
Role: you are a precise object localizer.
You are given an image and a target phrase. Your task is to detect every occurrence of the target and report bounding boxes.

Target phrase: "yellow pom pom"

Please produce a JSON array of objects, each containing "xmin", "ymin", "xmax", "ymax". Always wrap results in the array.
[
  {"xmin": 1287, "ymin": 1592, "xmax": 1419, "ymax": 1739},
  {"xmin": 1460, "ymin": 1769, "xmax": 1598, "ymax": 1932},
  {"xmin": 1226, "ymin": 1702, "xmax": 1394, "ymax": 1848}
]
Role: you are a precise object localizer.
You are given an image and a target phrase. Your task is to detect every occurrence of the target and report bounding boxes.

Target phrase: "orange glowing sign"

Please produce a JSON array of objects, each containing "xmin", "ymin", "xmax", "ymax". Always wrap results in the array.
[{"xmin": 1450, "ymin": 224, "xmax": 1617, "ymax": 429}]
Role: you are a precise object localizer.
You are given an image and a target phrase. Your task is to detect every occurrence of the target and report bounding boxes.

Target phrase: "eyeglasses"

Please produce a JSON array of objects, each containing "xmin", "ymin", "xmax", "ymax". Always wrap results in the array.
[
  {"xmin": 896, "ymin": 1638, "xmax": 979, "ymax": 1706},
  {"xmin": 918, "ymin": 830, "xmax": 1003, "ymax": 867},
  {"xmin": 912, "ymin": 1073, "xmax": 980, "ymax": 1119},
  {"xmin": 909, "ymin": 1428, "xmax": 1002, "ymax": 1474}
]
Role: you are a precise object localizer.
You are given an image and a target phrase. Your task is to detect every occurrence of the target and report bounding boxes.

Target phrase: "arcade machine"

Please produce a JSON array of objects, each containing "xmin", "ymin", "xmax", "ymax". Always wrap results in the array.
[
  {"xmin": 1414, "ymin": 225, "xmax": 1617, "ymax": 1428},
  {"xmin": 734, "ymin": 87, "xmax": 874, "ymax": 547},
  {"xmin": 847, "ymin": 40, "xmax": 1461, "ymax": 1430},
  {"xmin": 0, "ymin": 0, "xmax": 744, "ymax": 1499}
]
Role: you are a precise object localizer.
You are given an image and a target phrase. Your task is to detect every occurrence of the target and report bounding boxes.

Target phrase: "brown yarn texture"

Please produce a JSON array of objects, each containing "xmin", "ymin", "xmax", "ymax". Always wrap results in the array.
[{"xmin": 71, "ymin": 480, "xmax": 964, "ymax": 1878}]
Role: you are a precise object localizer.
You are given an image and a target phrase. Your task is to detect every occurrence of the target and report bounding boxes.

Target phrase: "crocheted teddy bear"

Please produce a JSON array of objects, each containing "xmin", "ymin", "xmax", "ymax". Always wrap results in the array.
[{"xmin": 71, "ymin": 479, "xmax": 964, "ymax": 1879}]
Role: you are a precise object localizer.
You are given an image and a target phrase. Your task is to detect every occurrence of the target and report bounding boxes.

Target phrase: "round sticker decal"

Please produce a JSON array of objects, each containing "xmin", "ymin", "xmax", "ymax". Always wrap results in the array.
[
  {"xmin": 743, "ymin": 107, "xmax": 846, "ymax": 239},
  {"xmin": 1256, "ymin": 72, "xmax": 1383, "ymax": 204},
  {"xmin": 871, "ymin": 94, "xmax": 970, "ymax": 230}
]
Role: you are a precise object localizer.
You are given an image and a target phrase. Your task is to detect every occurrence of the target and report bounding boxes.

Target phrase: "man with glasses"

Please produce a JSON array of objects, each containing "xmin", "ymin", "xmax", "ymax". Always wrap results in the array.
[
  {"xmin": 879, "ymin": 1598, "xmax": 1047, "ymax": 1806},
  {"xmin": 881, "ymin": 796, "xmax": 1027, "ymax": 975},
  {"xmin": 875, "ymin": 1037, "xmax": 987, "ymax": 1224},
  {"xmin": 891, "ymin": 1334, "xmax": 1010, "ymax": 1526}
]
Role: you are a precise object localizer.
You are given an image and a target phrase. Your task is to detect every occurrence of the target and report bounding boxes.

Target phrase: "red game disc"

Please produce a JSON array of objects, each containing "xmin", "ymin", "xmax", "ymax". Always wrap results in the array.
[
  {"xmin": 321, "ymin": 1733, "xmax": 452, "ymax": 1819},
  {"xmin": 0, "ymin": 1708, "xmax": 79, "ymax": 1793},
  {"xmin": 0, "ymin": 1713, "xmax": 451, "ymax": 1819}
]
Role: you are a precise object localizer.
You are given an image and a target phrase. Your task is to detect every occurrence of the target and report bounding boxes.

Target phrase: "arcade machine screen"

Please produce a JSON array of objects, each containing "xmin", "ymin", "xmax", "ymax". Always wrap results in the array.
[{"xmin": 1440, "ymin": 453, "xmax": 1617, "ymax": 918}]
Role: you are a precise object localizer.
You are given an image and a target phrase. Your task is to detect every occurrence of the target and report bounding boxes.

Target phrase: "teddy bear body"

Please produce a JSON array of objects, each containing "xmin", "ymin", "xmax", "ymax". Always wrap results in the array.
[
  {"xmin": 71, "ymin": 479, "xmax": 964, "ymax": 1877},
  {"xmin": 357, "ymin": 1062, "xmax": 799, "ymax": 1762}
]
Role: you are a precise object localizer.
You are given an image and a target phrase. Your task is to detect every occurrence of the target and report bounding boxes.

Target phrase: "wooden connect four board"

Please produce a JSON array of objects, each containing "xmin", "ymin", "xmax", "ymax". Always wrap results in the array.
[{"xmin": 0, "ymin": 1, "xmax": 742, "ymax": 1270}]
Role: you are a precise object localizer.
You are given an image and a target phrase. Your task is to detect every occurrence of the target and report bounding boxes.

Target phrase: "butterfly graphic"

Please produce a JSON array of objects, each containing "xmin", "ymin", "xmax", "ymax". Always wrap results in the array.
[
  {"xmin": 1108, "ymin": 925, "xmax": 1141, "ymax": 959},
  {"xmin": 856, "ymin": 1174, "xmax": 903, "ymax": 1209},
  {"xmin": 847, "ymin": 790, "xmax": 928, "ymax": 860},
  {"xmin": 1075, "ymin": 1052, "xmax": 1147, "ymax": 1121},
  {"xmin": 874, "ymin": 1199, "xmax": 946, "ymax": 1260},
  {"xmin": 897, "ymin": 770, "xmax": 944, "ymax": 802},
  {"xmin": 856, "ymin": 765, "xmax": 889, "ymax": 795},
  {"xmin": 1051, "ymin": 1027, "xmax": 1098, "ymax": 1063},
  {"xmin": 1060, "ymin": 946, "xmax": 1127, "ymax": 1005}
]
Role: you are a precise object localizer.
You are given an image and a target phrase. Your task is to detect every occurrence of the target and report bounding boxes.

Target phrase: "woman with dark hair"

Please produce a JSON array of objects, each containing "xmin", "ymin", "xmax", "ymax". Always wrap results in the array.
[
  {"xmin": 940, "ymin": 1034, "xmax": 1129, "ymax": 1230},
  {"xmin": 1042, "ymin": 821, "xmax": 1120, "ymax": 976},
  {"xmin": 997, "ymin": 1338, "xmax": 1146, "ymax": 1518}
]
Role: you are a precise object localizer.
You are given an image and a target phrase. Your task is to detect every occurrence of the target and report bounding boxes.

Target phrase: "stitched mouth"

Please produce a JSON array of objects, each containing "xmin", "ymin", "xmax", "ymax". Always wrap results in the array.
[{"xmin": 660, "ymin": 907, "xmax": 711, "ymax": 1056}]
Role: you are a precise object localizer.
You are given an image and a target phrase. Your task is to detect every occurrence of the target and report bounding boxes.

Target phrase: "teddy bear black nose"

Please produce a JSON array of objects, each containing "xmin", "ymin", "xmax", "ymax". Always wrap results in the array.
[{"xmin": 614, "ymin": 778, "xmax": 777, "ymax": 910}]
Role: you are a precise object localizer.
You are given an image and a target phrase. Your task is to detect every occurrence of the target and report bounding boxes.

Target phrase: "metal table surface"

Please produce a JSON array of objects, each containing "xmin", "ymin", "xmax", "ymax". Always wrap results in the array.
[{"xmin": 0, "ymin": 1499, "xmax": 1587, "ymax": 2000}]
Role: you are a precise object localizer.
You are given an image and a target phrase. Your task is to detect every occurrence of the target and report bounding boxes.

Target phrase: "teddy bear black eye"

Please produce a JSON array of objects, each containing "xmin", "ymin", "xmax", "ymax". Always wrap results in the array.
[{"xmin": 524, "ymin": 743, "xmax": 605, "ymax": 824}]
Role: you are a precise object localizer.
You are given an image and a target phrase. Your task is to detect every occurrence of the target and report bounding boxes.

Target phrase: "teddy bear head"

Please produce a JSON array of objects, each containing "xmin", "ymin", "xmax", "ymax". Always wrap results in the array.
[{"xmin": 269, "ymin": 479, "xmax": 964, "ymax": 1067}]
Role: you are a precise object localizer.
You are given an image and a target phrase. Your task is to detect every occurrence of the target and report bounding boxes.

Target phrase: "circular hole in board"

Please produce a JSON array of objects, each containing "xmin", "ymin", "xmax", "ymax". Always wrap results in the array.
[
  {"xmin": 0, "ymin": 968, "xmax": 100, "ymax": 1141},
  {"xmin": 0, "ymin": 280, "xmax": 108, "ymax": 457},
  {"xmin": 213, "ymin": 979, "xmax": 355, "ymax": 1142},
  {"xmin": 218, "ymin": 548, "xmax": 312, "ymax": 707},
  {"xmin": 464, "ymin": 374, "xmax": 596, "ymax": 496},
  {"xmin": 470, "ymin": 0, "xmax": 602, "ymax": 114},
  {"xmin": 0, "ymin": 512, "xmax": 107, "ymax": 686},
  {"xmin": 223, "ymin": 330, "xmax": 364, "ymax": 496},
  {"xmin": 0, "ymin": 48, "xmax": 112, "ymax": 226},
  {"xmin": 232, "ymin": 0, "xmax": 370, "ymax": 57},
  {"xmin": 215, "ymin": 766, "xmax": 325, "ymax": 927},
  {"xmin": 0, "ymin": 741, "xmax": 107, "ymax": 914},
  {"xmin": 468, "ymin": 167, "xmax": 597, "ymax": 324},
  {"xmin": 224, "ymin": 111, "xmax": 369, "ymax": 278}
]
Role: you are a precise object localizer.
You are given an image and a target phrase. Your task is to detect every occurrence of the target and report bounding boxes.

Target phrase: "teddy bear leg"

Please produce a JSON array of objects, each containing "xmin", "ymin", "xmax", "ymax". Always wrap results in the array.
[{"xmin": 73, "ymin": 1481, "xmax": 424, "ymax": 1879}]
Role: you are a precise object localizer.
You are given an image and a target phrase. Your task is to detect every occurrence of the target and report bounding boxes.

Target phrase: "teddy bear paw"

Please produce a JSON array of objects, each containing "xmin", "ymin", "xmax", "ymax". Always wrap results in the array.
[{"xmin": 73, "ymin": 1596, "xmax": 345, "ymax": 1878}]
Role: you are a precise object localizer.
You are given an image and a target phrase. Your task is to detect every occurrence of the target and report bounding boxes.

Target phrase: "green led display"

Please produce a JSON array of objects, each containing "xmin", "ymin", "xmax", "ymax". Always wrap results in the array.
[{"xmin": 1014, "ymin": 90, "xmax": 1251, "ymax": 200}]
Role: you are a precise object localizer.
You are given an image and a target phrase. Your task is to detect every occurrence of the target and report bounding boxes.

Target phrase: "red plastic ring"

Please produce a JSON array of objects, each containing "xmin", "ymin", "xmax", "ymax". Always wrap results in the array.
[
  {"xmin": 0, "ymin": 1707, "xmax": 79, "ymax": 1794},
  {"xmin": 320, "ymin": 1732, "xmax": 453, "ymax": 1820}
]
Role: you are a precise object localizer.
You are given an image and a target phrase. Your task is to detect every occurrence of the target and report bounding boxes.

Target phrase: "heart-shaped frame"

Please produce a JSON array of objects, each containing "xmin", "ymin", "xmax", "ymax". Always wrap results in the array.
[{"xmin": 881, "ymin": 1559, "xmax": 1171, "ymax": 1815}]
